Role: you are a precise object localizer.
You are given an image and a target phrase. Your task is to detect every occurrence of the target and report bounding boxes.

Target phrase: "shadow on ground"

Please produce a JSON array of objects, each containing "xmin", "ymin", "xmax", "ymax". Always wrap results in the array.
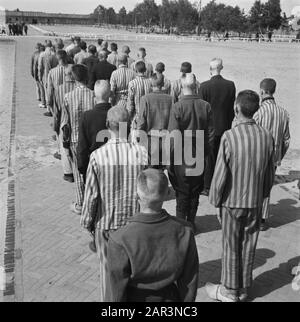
[
  {"xmin": 198, "ymin": 248, "xmax": 276, "ymax": 289},
  {"xmin": 250, "ymin": 256, "xmax": 300, "ymax": 301},
  {"xmin": 195, "ymin": 215, "xmax": 221, "ymax": 235},
  {"xmin": 269, "ymin": 198, "xmax": 300, "ymax": 229}
]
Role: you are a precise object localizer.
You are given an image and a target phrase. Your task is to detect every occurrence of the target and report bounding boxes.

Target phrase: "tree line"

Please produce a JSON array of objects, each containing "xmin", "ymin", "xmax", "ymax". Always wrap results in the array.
[{"xmin": 92, "ymin": 0, "xmax": 285, "ymax": 34}]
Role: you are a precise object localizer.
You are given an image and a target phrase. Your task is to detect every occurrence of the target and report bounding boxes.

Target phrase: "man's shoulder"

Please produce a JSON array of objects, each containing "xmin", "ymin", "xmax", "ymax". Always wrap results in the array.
[{"xmin": 110, "ymin": 212, "xmax": 193, "ymax": 245}]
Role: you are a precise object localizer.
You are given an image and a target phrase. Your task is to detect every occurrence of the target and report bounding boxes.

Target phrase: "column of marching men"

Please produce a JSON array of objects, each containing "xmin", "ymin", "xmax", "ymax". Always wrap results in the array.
[{"xmin": 30, "ymin": 36, "xmax": 291, "ymax": 303}]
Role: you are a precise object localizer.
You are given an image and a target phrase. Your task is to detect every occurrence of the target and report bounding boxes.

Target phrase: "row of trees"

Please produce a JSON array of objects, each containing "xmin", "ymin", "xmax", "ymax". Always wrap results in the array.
[{"xmin": 92, "ymin": 0, "xmax": 285, "ymax": 33}]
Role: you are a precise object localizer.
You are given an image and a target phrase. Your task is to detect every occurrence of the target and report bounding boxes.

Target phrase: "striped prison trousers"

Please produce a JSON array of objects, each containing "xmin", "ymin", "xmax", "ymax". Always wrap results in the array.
[
  {"xmin": 70, "ymin": 143, "xmax": 85, "ymax": 207},
  {"xmin": 95, "ymin": 229, "xmax": 117, "ymax": 302},
  {"xmin": 221, "ymin": 207, "xmax": 262, "ymax": 290}
]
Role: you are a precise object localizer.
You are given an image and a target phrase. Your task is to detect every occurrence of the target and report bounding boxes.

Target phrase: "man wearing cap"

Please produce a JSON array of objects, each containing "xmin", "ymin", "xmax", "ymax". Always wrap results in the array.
[
  {"xmin": 89, "ymin": 50, "xmax": 116, "ymax": 90},
  {"xmin": 110, "ymin": 55, "xmax": 136, "ymax": 108},
  {"xmin": 74, "ymin": 41, "xmax": 89, "ymax": 65},
  {"xmin": 171, "ymin": 62, "xmax": 201, "ymax": 103},
  {"xmin": 137, "ymin": 73, "xmax": 173, "ymax": 167},
  {"xmin": 168, "ymin": 74, "xmax": 215, "ymax": 231},
  {"xmin": 106, "ymin": 169, "xmax": 199, "ymax": 302},
  {"xmin": 62, "ymin": 64, "xmax": 95, "ymax": 215},
  {"xmin": 131, "ymin": 48, "xmax": 153, "ymax": 78},
  {"xmin": 107, "ymin": 43, "xmax": 119, "ymax": 67},
  {"xmin": 122, "ymin": 45, "xmax": 135, "ymax": 69},
  {"xmin": 199, "ymin": 58, "xmax": 236, "ymax": 196},
  {"xmin": 155, "ymin": 62, "xmax": 171, "ymax": 95},
  {"xmin": 81, "ymin": 105, "xmax": 148, "ymax": 302}
]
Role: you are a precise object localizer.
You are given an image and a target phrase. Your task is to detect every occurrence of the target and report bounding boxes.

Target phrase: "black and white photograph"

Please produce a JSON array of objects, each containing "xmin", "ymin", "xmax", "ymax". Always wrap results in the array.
[{"xmin": 0, "ymin": 0, "xmax": 299, "ymax": 306}]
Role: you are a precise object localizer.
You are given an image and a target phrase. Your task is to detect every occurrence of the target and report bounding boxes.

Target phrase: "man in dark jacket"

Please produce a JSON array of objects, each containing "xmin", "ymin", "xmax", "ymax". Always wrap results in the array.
[
  {"xmin": 106, "ymin": 169, "xmax": 199, "ymax": 302},
  {"xmin": 88, "ymin": 51, "xmax": 116, "ymax": 90},
  {"xmin": 77, "ymin": 80, "xmax": 111, "ymax": 181},
  {"xmin": 137, "ymin": 73, "xmax": 173, "ymax": 167},
  {"xmin": 168, "ymin": 74, "xmax": 215, "ymax": 231},
  {"xmin": 199, "ymin": 58, "xmax": 236, "ymax": 195},
  {"xmin": 82, "ymin": 45, "xmax": 99, "ymax": 82}
]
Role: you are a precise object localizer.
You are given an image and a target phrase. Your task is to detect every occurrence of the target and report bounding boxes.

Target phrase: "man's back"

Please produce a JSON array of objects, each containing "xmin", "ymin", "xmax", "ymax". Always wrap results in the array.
[
  {"xmin": 81, "ymin": 139, "xmax": 148, "ymax": 231},
  {"xmin": 77, "ymin": 103, "xmax": 111, "ymax": 175},
  {"xmin": 64, "ymin": 86, "xmax": 95, "ymax": 144},
  {"xmin": 169, "ymin": 95, "xmax": 214, "ymax": 133},
  {"xmin": 210, "ymin": 120, "xmax": 275, "ymax": 209},
  {"xmin": 254, "ymin": 98, "xmax": 290, "ymax": 165},
  {"xmin": 199, "ymin": 75, "xmax": 236, "ymax": 136},
  {"xmin": 107, "ymin": 211, "xmax": 198, "ymax": 302},
  {"xmin": 89, "ymin": 60, "xmax": 116, "ymax": 89},
  {"xmin": 127, "ymin": 76, "xmax": 152, "ymax": 116},
  {"xmin": 138, "ymin": 92, "xmax": 173, "ymax": 133}
]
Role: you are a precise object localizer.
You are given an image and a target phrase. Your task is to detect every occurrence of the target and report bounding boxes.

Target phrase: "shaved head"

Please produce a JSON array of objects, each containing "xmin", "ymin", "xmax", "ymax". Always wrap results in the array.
[
  {"xmin": 118, "ymin": 54, "xmax": 128, "ymax": 66},
  {"xmin": 210, "ymin": 58, "xmax": 223, "ymax": 72},
  {"xmin": 137, "ymin": 169, "xmax": 169, "ymax": 205},
  {"xmin": 182, "ymin": 73, "xmax": 196, "ymax": 90},
  {"xmin": 94, "ymin": 80, "xmax": 111, "ymax": 103},
  {"xmin": 98, "ymin": 50, "xmax": 108, "ymax": 60}
]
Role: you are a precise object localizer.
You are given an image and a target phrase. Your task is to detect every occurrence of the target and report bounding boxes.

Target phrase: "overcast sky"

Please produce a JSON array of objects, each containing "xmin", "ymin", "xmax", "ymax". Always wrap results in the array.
[{"xmin": 0, "ymin": 0, "xmax": 299, "ymax": 15}]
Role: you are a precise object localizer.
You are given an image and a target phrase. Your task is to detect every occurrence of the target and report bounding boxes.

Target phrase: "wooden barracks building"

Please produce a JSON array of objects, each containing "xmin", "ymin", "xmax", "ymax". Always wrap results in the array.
[{"xmin": 0, "ymin": 8, "xmax": 97, "ymax": 25}]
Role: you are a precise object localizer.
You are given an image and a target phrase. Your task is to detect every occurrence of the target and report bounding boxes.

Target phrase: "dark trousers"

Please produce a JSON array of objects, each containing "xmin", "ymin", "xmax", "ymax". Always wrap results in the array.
[
  {"xmin": 168, "ymin": 165, "xmax": 204, "ymax": 225},
  {"xmin": 204, "ymin": 136, "xmax": 222, "ymax": 190}
]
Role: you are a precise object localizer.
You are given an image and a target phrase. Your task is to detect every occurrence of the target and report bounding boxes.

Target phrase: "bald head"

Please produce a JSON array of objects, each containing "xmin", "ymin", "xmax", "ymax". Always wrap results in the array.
[
  {"xmin": 210, "ymin": 58, "xmax": 223, "ymax": 74},
  {"xmin": 137, "ymin": 169, "xmax": 169, "ymax": 206},
  {"xmin": 94, "ymin": 80, "xmax": 111, "ymax": 103},
  {"xmin": 98, "ymin": 50, "xmax": 108, "ymax": 61}
]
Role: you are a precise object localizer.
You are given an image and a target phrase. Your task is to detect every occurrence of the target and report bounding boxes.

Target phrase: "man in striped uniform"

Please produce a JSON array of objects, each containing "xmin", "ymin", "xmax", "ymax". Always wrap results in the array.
[
  {"xmin": 47, "ymin": 50, "xmax": 71, "ymax": 117},
  {"xmin": 254, "ymin": 78, "xmax": 290, "ymax": 231},
  {"xmin": 81, "ymin": 105, "xmax": 148, "ymax": 302},
  {"xmin": 55, "ymin": 66, "xmax": 76, "ymax": 183},
  {"xmin": 206, "ymin": 90, "xmax": 275, "ymax": 302},
  {"xmin": 127, "ymin": 61, "xmax": 152, "ymax": 130},
  {"xmin": 107, "ymin": 43, "xmax": 119, "ymax": 67},
  {"xmin": 171, "ymin": 62, "xmax": 201, "ymax": 103},
  {"xmin": 62, "ymin": 65, "xmax": 95, "ymax": 215},
  {"xmin": 131, "ymin": 48, "xmax": 153, "ymax": 79},
  {"xmin": 110, "ymin": 54, "xmax": 136, "ymax": 108},
  {"xmin": 38, "ymin": 42, "xmax": 58, "ymax": 116}
]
